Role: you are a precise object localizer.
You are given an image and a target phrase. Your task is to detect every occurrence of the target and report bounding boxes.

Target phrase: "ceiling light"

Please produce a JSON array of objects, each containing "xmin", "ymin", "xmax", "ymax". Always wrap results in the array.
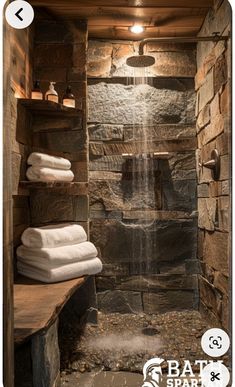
[{"xmin": 129, "ymin": 25, "xmax": 145, "ymax": 34}]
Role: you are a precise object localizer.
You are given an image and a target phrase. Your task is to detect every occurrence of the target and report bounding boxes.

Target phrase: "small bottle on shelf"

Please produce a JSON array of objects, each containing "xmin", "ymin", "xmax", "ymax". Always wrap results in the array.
[
  {"xmin": 31, "ymin": 80, "xmax": 43, "ymax": 100},
  {"xmin": 45, "ymin": 82, "xmax": 59, "ymax": 103},
  {"xmin": 62, "ymin": 86, "xmax": 76, "ymax": 108}
]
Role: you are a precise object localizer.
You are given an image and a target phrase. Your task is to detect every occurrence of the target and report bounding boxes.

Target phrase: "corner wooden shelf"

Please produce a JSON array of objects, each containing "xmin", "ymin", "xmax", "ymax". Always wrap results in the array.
[
  {"xmin": 14, "ymin": 275, "xmax": 87, "ymax": 345},
  {"xmin": 18, "ymin": 98, "xmax": 82, "ymax": 117},
  {"xmin": 19, "ymin": 181, "xmax": 88, "ymax": 195}
]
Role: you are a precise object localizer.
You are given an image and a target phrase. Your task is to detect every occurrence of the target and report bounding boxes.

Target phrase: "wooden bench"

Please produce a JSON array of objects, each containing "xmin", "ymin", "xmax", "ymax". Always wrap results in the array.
[{"xmin": 14, "ymin": 275, "xmax": 88, "ymax": 387}]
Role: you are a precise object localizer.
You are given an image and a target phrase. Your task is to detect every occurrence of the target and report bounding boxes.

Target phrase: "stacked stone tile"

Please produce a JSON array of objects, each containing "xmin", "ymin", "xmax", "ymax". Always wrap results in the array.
[
  {"xmin": 87, "ymin": 39, "xmax": 199, "ymax": 313},
  {"xmin": 195, "ymin": 0, "xmax": 231, "ymax": 328}
]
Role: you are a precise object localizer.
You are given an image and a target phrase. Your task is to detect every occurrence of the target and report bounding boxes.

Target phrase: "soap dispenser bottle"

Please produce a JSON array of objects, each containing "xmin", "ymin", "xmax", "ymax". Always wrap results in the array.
[
  {"xmin": 45, "ymin": 82, "xmax": 59, "ymax": 103},
  {"xmin": 31, "ymin": 80, "xmax": 43, "ymax": 100},
  {"xmin": 62, "ymin": 86, "xmax": 76, "ymax": 108}
]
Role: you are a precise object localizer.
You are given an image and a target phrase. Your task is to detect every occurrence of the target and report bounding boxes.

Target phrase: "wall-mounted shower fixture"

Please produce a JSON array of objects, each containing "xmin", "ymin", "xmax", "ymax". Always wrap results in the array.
[
  {"xmin": 199, "ymin": 149, "xmax": 220, "ymax": 181},
  {"xmin": 126, "ymin": 33, "xmax": 229, "ymax": 67}
]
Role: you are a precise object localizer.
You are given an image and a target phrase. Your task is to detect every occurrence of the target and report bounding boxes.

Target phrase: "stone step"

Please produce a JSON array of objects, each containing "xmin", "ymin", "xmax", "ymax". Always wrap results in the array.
[
  {"xmin": 96, "ymin": 274, "xmax": 198, "ymax": 292},
  {"xmin": 97, "ymin": 288, "xmax": 199, "ymax": 314},
  {"xmin": 143, "ymin": 290, "xmax": 199, "ymax": 314},
  {"xmin": 61, "ymin": 371, "xmax": 143, "ymax": 387}
]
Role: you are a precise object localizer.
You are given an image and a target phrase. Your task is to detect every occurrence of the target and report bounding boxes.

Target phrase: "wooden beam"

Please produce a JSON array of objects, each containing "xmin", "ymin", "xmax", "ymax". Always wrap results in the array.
[
  {"xmin": 3, "ymin": 15, "xmax": 14, "ymax": 387},
  {"xmin": 88, "ymin": 26, "xmax": 201, "ymax": 39},
  {"xmin": 67, "ymin": 6, "xmax": 207, "ymax": 19},
  {"xmin": 87, "ymin": 15, "xmax": 205, "ymax": 28},
  {"xmin": 30, "ymin": 0, "xmax": 213, "ymax": 8}
]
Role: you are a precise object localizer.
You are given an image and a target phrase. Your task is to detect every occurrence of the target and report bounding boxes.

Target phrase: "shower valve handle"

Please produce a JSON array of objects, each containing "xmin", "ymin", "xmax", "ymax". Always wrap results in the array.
[
  {"xmin": 201, "ymin": 159, "xmax": 216, "ymax": 169},
  {"xmin": 199, "ymin": 149, "xmax": 220, "ymax": 180}
]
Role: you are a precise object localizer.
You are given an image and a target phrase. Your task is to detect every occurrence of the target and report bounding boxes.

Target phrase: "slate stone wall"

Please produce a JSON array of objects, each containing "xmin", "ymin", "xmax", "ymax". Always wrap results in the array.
[
  {"xmin": 11, "ymin": 15, "xmax": 90, "ymax": 268},
  {"xmin": 88, "ymin": 40, "xmax": 199, "ymax": 313},
  {"xmin": 195, "ymin": 0, "xmax": 232, "ymax": 329},
  {"xmin": 87, "ymin": 40, "xmax": 196, "ymax": 78}
]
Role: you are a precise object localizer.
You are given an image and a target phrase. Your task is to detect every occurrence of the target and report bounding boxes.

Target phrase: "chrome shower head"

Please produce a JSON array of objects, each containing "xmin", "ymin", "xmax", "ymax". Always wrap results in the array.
[{"xmin": 126, "ymin": 55, "xmax": 155, "ymax": 68}]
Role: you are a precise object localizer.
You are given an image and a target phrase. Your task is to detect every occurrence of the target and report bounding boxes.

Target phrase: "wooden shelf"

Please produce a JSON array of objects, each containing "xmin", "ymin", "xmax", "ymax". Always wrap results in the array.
[
  {"xmin": 14, "ymin": 275, "xmax": 87, "ymax": 345},
  {"xmin": 18, "ymin": 98, "xmax": 82, "ymax": 117},
  {"xmin": 19, "ymin": 181, "xmax": 88, "ymax": 195}
]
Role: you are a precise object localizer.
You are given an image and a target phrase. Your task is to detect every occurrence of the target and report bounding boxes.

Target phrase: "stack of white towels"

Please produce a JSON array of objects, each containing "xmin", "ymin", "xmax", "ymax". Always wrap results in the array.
[
  {"xmin": 17, "ymin": 223, "xmax": 102, "ymax": 283},
  {"xmin": 26, "ymin": 152, "xmax": 74, "ymax": 182}
]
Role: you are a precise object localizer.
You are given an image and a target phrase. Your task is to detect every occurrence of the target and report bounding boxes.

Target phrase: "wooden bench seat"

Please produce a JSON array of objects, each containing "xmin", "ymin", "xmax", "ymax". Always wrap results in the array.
[
  {"xmin": 14, "ymin": 275, "xmax": 88, "ymax": 387},
  {"xmin": 14, "ymin": 275, "xmax": 87, "ymax": 345}
]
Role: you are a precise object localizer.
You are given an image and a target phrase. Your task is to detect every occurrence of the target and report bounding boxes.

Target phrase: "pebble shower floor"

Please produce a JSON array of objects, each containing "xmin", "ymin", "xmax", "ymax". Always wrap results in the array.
[{"xmin": 60, "ymin": 311, "xmax": 229, "ymax": 386}]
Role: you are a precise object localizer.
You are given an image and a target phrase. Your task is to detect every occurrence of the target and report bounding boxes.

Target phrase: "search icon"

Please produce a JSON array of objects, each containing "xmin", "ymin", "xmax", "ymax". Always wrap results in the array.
[
  {"xmin": 209, "ymin": 336, "xmax": 222, "ymax": 350},
  {"xmin": 201, "ymin": 329, "xmax": 230, "ymax": 357}
]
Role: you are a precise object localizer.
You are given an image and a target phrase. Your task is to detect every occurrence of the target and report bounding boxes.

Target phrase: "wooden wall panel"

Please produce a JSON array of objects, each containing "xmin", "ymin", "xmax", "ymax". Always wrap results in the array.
[{"xmin": 3, "ymin": 3, "xmax": 14, "ymax": 385}]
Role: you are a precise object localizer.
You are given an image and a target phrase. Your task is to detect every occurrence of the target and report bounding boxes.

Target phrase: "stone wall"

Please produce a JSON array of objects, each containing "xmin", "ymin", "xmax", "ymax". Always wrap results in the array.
[
  {"xmin": 4, "ymin": 20, "xmax": 34, "ymax": 385},
  {"xmin": 195, "ymin": 0, "xmax": 231, "ymax": 329},
  {"xmin": 32, "ymin": 16, "xmax": 89, "ymax": 230},
  {"xmin": 12, "ymin": 12, "xmax": 97, "ymax": 384},
  {"xmin": 11, "ymin": 14, "xmax": 90, "ymax": 276},
  {"xmin": 88, "ymin": 40, "xmax": 199, "ymax": 313},
  {"xmin": 88, "ymin": 40, "xmax": 196, "ymax": 78}
]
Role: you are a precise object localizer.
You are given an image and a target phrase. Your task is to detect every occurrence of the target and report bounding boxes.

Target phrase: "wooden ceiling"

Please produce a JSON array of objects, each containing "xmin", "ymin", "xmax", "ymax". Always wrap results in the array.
[{"xmin": 30, "ymin": 0, "xmax": 214, "ymax": 40}]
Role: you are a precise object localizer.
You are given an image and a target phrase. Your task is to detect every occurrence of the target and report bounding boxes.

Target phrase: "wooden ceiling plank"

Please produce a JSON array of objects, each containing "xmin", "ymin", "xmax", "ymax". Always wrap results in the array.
[
  {"xmin": 46, "ymin": 6, "xmax": 208, "ymax": 17},
  {"xmin": 88, "ymin": 28, "xmax": 200, "ymax": 40},
  {"xmin": 87, "ymin": 15, "xmax": 205, "ymax": 28},
  {"xmin": 30, "ymin": 0, "xmax": 213, "ymax": 9},
  {"xmin": 30, "ymin": 1, "xmax": 212, "ymax": 40},
  {"xmin": 89, "ymin": 25, "xmax": 203, "ymax": 31},
  {"xmin": 32, "ymin": 6, "xmax": 207, "ymax": 12}
]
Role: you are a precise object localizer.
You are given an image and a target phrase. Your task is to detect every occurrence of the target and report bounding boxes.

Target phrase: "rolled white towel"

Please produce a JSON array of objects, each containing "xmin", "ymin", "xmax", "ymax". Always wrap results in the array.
[
  {"xmin": 28, "ymin": 152, "xmax": 71, "ymax": 170},
  {"xmin": 21, "ymin": 223, "xmax": 87, "ymax": 248},
  {"xmin": 17, "ymin": 241, "xmax": 98, "ymax": 265},
  {"xmin": 26, "ymin": 166, "xmax": 74, "ymax": 182},
  {"xmin": 17, "ymin": 257, "xmax": 103, "ymax": 283}
]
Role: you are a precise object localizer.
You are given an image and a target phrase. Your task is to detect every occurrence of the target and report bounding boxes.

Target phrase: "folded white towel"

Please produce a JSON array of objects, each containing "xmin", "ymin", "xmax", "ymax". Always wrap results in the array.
[
  {"xmin": 21, "ymin": 223, "xmax": 87, "ymax": 248},
  {"xmin": 26, "ymin": 166, "xmax": 74, "ymax": 182},
  {"xmin": 17, "ymin": 258, "xmax": 103, "ymax": 283},
  {"xmin": 17, "ymin": 241, "xmax": 98, "ymax": 266},
  {"xmin": 28, "ymin": 152, "xmax": 71, "ymax": 170}
]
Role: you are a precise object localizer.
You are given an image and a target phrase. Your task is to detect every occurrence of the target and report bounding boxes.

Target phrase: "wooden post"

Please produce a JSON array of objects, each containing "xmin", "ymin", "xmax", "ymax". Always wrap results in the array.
[{"xmin": 3, "ymin": 2, "xmax": 14, "ymax": 386}]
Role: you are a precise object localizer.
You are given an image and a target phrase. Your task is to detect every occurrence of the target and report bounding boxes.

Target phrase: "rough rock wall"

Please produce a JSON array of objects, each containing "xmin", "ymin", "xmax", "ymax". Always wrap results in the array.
[
  {"xmin": 88, "ymin": 40, "xmax": 199, "ymax": 313},
  {"xmin": 195, "ymin": 0, "xmax": 232, "ymax": 329},
  {"xmin": 87, "ymin": 40, "xmax": 196, "ymax": 78},
  {"xmin": 12, "ymin": 15, "xmax": 89, "ymax": 266}
]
